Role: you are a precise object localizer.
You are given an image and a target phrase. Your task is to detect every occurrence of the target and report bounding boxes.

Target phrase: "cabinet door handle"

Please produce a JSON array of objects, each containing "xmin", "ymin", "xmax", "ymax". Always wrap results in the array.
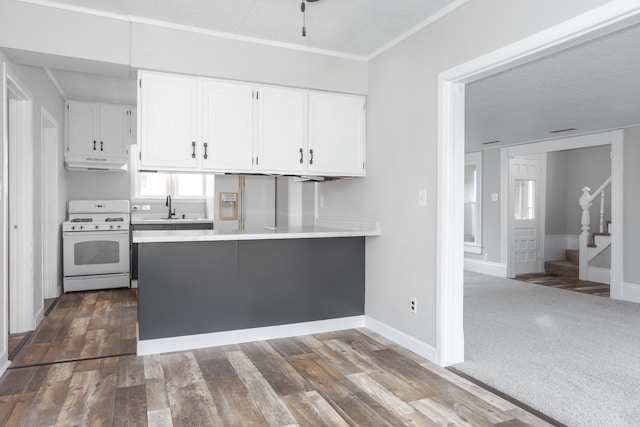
[
  {"xmin": 309, "ymin": 149, "xmax": 314, "ymax": 165},
  {"xmin": 204, "ymin": 142, "xmax": 208, "ymax": 160},
  {"xmin": 100, "ymin": 141, "xmax": 104, "ymax": 151},
  {"xmin": 299, "ymin": 148, "xmax": 303, "ymax": 164},
  {"xmin": 93, "ymin": 140, "xmax": 96, "ymax": 151},
  {"xmin": 192, "ymin": 141, "xmax": 196, "ymax": 159}
]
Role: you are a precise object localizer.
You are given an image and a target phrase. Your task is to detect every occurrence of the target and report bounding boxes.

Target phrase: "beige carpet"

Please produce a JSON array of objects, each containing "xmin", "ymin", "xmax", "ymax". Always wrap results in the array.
[{"xmin": 455, "ymin": 271, "xmax": 640, "ymax": 427}]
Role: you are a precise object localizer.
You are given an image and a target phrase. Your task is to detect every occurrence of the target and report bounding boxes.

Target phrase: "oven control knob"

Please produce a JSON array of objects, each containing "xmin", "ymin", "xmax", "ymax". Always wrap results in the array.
[
  {"xmin": 79, "ymin": 226, "xmax": 84, "ymax": 230},
  {"xmin": 117, "ymin": 225, "xmax": 121, "ymax": 229},
  {"xmin": 95, "ymin": 225, "xmax": 99, "ymax": 230},
  {"xmin": 71, "ymin": 226, "xmax": 75, "ymax": 230},
  {"xmin": 110, "ymin": 225, "xmax": 114, "ymax": 229}
]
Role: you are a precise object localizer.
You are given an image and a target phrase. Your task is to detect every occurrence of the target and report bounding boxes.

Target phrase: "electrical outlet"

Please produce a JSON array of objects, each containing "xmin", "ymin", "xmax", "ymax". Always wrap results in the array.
[
  {"xmin": 491, "ymin": 193, "xmax": 499, "ymax": 202},
  {"xmin": 410, "ymin": 297, "xmax": 418, "ymax": 314},
  {"xmin": 141, "ymin": 205, "xmax": 151, "ymax": 211},
  {"xmin": 319, "ymin": 196, "xmax": 325, "ymax": 208}
]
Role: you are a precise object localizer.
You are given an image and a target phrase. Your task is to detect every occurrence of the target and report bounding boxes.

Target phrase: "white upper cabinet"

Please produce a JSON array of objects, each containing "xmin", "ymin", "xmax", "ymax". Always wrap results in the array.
[
  {"xmin": 98, "ymin": 104, "xmax": 128, "ymax": 160},
  {"xmin": 308, "ymin": 92, "xmax": 366, "ymax": 176},
  {"xmin": 137, "ymin": 70, "xmax": 366, "ymax": 177},
  {"xmin": 139, "ymin": 72, "xmax": 198, "ymax": 170},
  {"xmin": 127, "ymin": 107, "xmax": 137, "ymax": 145},
  {"xmin": 201, "ymin": 79, "xmax": 255, "ymax": 172},
  {"xmin": 257, "ymin": 86, "xmax": 306, "ymax": 174},
  {"xmin": 67, "ymin": 101, "xmax": 98, "ymax": 158},
  {"xmin": 65, "ymin": 101, "xmax": 129, "ymax": 169}
]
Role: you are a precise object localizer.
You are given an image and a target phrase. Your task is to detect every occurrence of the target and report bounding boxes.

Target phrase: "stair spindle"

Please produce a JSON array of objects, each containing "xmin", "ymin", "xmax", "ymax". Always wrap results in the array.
[{"xmin": 599, "ymin": 191, "xmax": 605, "ymax": 233}]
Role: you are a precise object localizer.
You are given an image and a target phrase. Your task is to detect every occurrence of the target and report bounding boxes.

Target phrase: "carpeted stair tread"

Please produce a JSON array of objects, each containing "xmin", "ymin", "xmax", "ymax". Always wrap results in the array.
[
  {"xmin": 565, "ymin": 249, "xmax": 579, "ymax": 264},
  {"xmin": 544, "ymin": 260, "xmax": 578, "ymax": 278}
]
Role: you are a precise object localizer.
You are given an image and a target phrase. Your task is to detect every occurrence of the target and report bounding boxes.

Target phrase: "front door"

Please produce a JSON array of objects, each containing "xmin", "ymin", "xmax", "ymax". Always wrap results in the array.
[{"xmin": 510, "ymin": 155, "xmax": 544, "ymax": 275}]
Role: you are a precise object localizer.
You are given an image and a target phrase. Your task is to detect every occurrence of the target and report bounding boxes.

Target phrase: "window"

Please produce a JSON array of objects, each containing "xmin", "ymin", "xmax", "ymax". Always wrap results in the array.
[
  {"xmin": 514, "ymin": 179, "xmax": 535, "ymax": 220},
  {"xmin": 130, "ymin": 146, "xmax": 206, "ymax": 199},
  {"xmin": 464, "ymin": 152, "xmax": 482, "ymax": 254}
]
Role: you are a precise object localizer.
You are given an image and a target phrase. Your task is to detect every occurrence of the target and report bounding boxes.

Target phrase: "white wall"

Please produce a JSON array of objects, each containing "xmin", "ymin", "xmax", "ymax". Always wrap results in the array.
[
  {"xmin": 546, "ymin": 150, "xmax": 570, "ymax": 235},
  {"xmin": 318, "ymin": 0, "xmax": 613, "ymax": 348}
]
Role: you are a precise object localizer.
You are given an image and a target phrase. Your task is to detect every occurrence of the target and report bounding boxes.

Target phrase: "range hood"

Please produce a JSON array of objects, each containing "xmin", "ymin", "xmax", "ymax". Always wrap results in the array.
[{"xmin": 65, "ymin": 159, "xmax": 128, "ymax": 172}]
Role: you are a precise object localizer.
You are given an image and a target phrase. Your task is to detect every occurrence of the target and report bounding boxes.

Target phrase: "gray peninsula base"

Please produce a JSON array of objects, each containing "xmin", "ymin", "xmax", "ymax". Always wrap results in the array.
[{"xmin": 137, "ymin": 237, "xmax": 365, "ymax": 340}]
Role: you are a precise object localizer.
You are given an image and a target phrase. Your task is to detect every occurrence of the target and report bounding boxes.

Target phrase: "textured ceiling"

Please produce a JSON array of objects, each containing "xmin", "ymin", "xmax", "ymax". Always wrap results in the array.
[
  {"xmin": 35, "ymin": 0, "xmax": 459, "ymax": 57},
  {"xmin": 465, "ymin": 23, "xmax": 640, "ymax": 151}
]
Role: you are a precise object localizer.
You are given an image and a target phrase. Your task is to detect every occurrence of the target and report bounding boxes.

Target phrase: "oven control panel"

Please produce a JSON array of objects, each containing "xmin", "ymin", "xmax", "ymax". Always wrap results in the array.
[{"xmin": 62, "ymin": 222, "xmax": 129, "ymax": 232}]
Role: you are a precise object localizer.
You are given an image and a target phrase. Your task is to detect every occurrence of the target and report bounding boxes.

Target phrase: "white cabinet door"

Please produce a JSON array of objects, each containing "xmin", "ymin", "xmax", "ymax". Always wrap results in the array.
[
  {"xmin": 99, "ymin": 104, "xmax": 128, "ymax": 160},
  {"xmin": 308, "ymin": 92, "xmax": 366, "ymax": 176},
  {"xmin": 257, "ymin": 86, "xmax": 306, "ymax": 174},
  {"xmin": 201, "ymin": 80, "xmax": 254, "ymax": 172},
  {"xmin": 139, "ymin": 72, "xmax": 198, "ymax": 170},
  {"xmin": 67, "ymin": 101, "xmax": 98, "ymax": 158}
]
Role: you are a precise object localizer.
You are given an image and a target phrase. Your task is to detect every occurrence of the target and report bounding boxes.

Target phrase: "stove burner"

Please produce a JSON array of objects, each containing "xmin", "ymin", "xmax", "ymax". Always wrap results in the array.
[
  {"xmin": 105, "ymin": 217, "xmax": 124, "ymax": 222},
  {"xmin": 71, "ymin": 218, "xmax": 92, "ymax": 223}
]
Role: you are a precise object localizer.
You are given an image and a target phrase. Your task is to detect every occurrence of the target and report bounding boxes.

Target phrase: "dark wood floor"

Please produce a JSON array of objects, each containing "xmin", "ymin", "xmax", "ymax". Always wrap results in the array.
[
  {"xmin": 516, "ymin": 273, "xmax": 610, "ymax": 297},
  {"xmin": 0, "ymin": 290, "xmax": 552, "ymax": 426}
]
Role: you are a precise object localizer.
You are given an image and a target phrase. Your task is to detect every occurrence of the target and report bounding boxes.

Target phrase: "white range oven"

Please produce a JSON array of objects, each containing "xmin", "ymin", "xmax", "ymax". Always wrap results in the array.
[{"xmin": 63, "ymin": 200, "xmax": 131, "ymax": 292}]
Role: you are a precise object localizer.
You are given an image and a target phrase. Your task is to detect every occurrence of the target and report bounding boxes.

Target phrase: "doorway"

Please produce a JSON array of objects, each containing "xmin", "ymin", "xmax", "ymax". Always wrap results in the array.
[{"xmin": 436, "ymin": 5, "xmax": 640, "ymax": 366}]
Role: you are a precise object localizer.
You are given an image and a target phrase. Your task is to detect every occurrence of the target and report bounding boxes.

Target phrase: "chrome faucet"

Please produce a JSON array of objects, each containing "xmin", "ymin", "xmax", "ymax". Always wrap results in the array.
[{"xmin": 165, "ymin": 195, "xmax": 175, "ymax": 219}]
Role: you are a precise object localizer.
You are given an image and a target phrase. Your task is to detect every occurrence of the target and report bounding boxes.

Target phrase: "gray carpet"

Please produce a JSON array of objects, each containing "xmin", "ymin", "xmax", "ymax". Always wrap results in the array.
[{"xmin": 455, "ymin": 271, "xmax": 640, "ymax": 427}]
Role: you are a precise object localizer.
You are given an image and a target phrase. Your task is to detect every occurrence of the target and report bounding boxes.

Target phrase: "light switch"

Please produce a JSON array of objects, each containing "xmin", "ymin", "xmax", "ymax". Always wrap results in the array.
[
  {"xmin": 491, "ymin": 193, "xmax": 499, "ymax": 202},
  {"xmin": 418, "ymin": 189, "xmax": 427, "ymax": 207}
]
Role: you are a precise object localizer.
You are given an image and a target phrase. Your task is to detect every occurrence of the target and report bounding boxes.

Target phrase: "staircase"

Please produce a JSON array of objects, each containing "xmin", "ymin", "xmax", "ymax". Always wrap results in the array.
[
  {"xmin": 579, "ymin": 178, "xmax": 612, "ymax": 281},
  {"xmin": 545, "ymin": 249, "xmax": 579, "ymax": 278}
]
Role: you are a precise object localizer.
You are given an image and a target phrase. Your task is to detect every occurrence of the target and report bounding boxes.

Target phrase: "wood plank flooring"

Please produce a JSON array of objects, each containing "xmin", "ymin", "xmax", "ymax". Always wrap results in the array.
[
  {"xmin": 9, "ymin": 289, "xmax": 137, "ymax": 367},
  {"xmin": 1, "ymin": 290, "xmax": 554, "ymax": 426},
  {"xmin": 516, "ymin": 273, "xmax": 610, "ymax": 297}
]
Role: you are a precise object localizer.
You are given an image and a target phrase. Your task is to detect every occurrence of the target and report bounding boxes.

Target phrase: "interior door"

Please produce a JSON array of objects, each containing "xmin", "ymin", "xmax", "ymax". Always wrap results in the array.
[{"xmin": 510, "ymin": 155, "xmax": 543, "ymax": 275}]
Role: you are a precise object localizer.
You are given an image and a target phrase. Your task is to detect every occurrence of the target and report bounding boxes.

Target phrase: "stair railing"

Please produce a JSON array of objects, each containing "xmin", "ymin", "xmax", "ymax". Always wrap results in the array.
[{"xmin": 578, "ymin": 176, "xmax": 611, "ymax": 280}]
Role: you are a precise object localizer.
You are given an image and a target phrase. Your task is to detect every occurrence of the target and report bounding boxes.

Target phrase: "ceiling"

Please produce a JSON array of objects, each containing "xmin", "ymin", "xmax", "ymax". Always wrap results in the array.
[
  {"xmin": 465, "ymin": 22, "xmax": 640, "ymax": 151},
  {"xmin": 29, "ymin": 0, "xmax": 459, "ymax": 58}
]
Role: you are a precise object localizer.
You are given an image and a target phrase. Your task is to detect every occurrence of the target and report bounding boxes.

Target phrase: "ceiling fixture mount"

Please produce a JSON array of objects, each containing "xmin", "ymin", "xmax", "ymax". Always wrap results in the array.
[
  {"xmin": 481, "ymin": 140, "xmax": 500, "ymax": 145},
  {"xmin": 301, "ymin": 0, "xmax": 320, "ymax": 37}
]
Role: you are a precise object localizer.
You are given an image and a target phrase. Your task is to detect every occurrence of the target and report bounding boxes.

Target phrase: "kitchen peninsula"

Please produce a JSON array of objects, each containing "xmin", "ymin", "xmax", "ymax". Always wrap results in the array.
[{"xmin": 134, "ymin": 224, "xmax": 380, "ymax": 354}]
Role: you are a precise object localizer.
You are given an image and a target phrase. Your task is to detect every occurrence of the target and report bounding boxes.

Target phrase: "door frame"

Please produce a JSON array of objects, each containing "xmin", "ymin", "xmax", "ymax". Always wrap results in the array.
[
  {"xmin": 500, "ymin": 131, "xmax": 622, "ymax": 279},
  {"xmin": 436, "ymin": 2, "xmax": 640, "ymax": 366},
  {"xmin": 41, "ymin": 107, "xmax": 60, "ymax": 300}
]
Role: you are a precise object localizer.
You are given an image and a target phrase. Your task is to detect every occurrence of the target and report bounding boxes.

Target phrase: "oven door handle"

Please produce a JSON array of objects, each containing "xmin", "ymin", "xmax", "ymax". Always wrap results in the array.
[{"xmin": 63, "ymin": 231, "xmax": 129, "ymax": 238}]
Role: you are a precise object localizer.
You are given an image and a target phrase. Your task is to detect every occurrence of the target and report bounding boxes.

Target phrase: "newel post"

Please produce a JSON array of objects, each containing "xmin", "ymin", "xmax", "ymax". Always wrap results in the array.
[{"xmin": 579, "ymin": 186, "xmax": 592, "ymax": 280}]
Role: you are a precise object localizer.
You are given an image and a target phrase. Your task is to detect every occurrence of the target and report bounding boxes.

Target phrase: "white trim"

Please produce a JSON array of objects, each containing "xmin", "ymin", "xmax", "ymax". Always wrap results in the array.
[
  {"xmin": 137, "ymin": 315, "xmax": 365, "ymax": 356},
  {"xmin": 34, "ymin": 305, "xmax": 44, "ymax": 326},
  {"xmin": 43, "ymin": 67, "xmax": 67, "ymax": 100},
  {"xmin": 463, "ymin": 259, "xmax": 507, "ymax": 278},
  {"xmin": 437, "ymin": 1, "xmax": 640, "ymax": 366},
  {"xmin": 40, "ymin": 107, "xmax": 59, "ymax": 300},
  {"xmin": 464, "ymin": 151, "xmax": 482, "ymax": 253},
  {"xmin": 0, "ymin": 357, "xmax": 10, "ymax": 378},
  {"xmin": 19, "ymin": 0, "xmax": 368, "ymax": 62},
  {"xmin": 364, "ymin": 316, "xmax": 438, "ymax": 363},
  {"xmin": 464, "ymin": 244, "xmax": 481, "ymax": 254},
  {"xmin": 587, "ymin": 266, "xmax": 611, "ymax": 285},
  {"xmin": 610, "ymin": 281, "xmax": 640, "ymax": 303},
  {"xmin": 367, "ymin": 0, "xmax": 469, "ymax": 60}
]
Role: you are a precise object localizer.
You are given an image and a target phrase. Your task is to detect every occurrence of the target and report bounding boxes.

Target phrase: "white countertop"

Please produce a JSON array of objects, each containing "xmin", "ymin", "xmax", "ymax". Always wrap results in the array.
[
  {"xmin": 131, "ymin": 217, "xmax": 213, "ymax": 225},
  {"xmin": 133, "ymin": 225, "xmax": 381, "ymax": 243}
]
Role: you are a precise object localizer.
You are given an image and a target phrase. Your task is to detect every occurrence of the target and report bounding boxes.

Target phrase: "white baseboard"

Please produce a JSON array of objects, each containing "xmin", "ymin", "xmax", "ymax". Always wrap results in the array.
[
  {"xmin": 463, "ymin": 258, "xmax": 507, "ymax": 277},
  {"xmin": 0, "ymin": 354, "xmax": 10, "ymax": 378},
  {"xmin": 138, "ymin": 316, "xmax": 366, "ymax": 356},
  {"xmin": 610, "ymin": 281, "xmax": 640, "ymax": 304},
  {"xmin": 34, "ymin": 306, "xmax": 44, "ymax": 327},
  {"xmin": 587, "ymin": 266, "xmax": 610, "ymax": 285},
  {"xmin": 364, "ymin": 316, "xmax": 437, "ymax": 363}
]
